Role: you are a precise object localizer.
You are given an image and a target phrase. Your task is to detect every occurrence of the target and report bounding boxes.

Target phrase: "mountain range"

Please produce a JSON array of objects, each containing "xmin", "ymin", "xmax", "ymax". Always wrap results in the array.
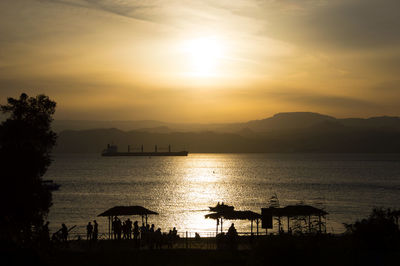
[{"xmin": 53, "ymin": 112, "xmax": 400, "ymax": 153}]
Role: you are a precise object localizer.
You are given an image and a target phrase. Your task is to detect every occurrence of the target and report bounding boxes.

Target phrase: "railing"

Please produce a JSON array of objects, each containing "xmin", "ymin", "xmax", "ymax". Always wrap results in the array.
[
  {"xmin": 63, "ymin": 230, "xmax": 274, "ymax": 250},
  {"xmin": 66, "ymin": 230, "xmax": 270, "ymax": 240}
]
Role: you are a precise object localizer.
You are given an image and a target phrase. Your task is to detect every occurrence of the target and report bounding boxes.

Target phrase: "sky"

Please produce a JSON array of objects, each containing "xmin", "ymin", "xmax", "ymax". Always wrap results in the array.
[{"xmin": 1, "ymin": 0, "xmax": 399, "ymax": 123}]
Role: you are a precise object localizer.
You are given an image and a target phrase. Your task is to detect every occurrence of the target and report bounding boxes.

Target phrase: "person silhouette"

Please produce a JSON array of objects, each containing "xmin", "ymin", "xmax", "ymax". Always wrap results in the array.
[
  {"xmin": 112, "ymin": 217, "xmax": 117, "ymax": 239},
  {"xmin": 116, "ymin": 218, "xmax": 122, "ymax": 240},
  {"xmin": 61, "ymin": 223, "xmax": 68, "ymax": 242},
  {"xmin": 93, "ymin": 220, "xmax": 98, "ymax": 241},
  {"xmin": 41, "ymin": 221, "xmax": 50, "ymax": 247},
  {"xmin": 133, "ymin": 221, "xmax": 140, "ymax": 247},
  {"xmin": 227, "ymin": 223, "xmax": 238, "ymax": 250},
  {"xmin": 86, "ymin": 222, "xmax": 93, "ymax": 241},
  {"xmin": 126, "ymin": 219, "xmax": 132, "ymax": 239},
  {"xmin": 149, "ymin": 224, "xmax": 155, "ymax": 249}
]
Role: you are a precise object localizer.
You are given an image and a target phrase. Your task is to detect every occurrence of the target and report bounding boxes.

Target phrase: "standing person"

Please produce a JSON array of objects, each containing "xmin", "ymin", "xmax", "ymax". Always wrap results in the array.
[
  {"xmin": 149, "ymin": 224, "xmax": 155, "ymax": 249},
  {"xmin": 155, "ymin": 228, "xmax": 162, "ymax": 249},
  {"xmin": 145, "ymin": 224, "xmax": 150, "ymax": 246},
  {"xmin": 61, "ymin": 223, "xmax": 68, "ymax": 242},
  {"xmin": 133, "ymin": 221, "xmax": 140, "ymax": 247},
  {"xmin": 126, "ymin": 219, "xmax": 132, "ymax": 239},
  {"xmin": 40, "ymin": 221, "xmax": 50, "ymax": 248},
  {"xmin": 116, "ymin": 218, "xmax": 122, "ymax": 240},
  {"xmin": 227, "ymin": 223, "xmax": 238, "ymax": 250},
  {"xmin": 42, "ymin": 222, "xmax": 50, "ymax": 241},
  {"xmin": 140, "ymin": 223, "xmax": 146, "ymax": 246},
  {"xmin": 112, "ymin": 217, "xmax": 118, "ymax": 240},
  {"xmin": 93, "ymin": 220, "xmax": 98, "ymax": 241},
  {"xmin": 86, "ymin": 222, "xmax": 93, "ymax": 241},
  {"xmin": 122, "ymin": 221, "xmax": 127, "ymax": 239}
]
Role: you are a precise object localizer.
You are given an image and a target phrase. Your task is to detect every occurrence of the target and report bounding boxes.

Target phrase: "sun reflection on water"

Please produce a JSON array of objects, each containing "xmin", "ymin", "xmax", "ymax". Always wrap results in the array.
[{"xmin": 177, "ymin": 156, "xmax": 223, "ymax": 234}]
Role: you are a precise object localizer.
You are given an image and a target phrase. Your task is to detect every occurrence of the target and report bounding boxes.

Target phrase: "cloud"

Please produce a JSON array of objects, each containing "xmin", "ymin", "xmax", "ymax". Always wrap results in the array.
[
  {"xmin": 36, "ymin": 0, "xmax": 400, "ymax": 51},
  {"xmin": 283, "ymin": 94, "xmax": 377, "ymax": 110},
  {"xmin": 259, "ymin": 0, "xmax": 400, "ymax": 51},
  {"xmin": 37, "ymin": 0, "xmax": 163, "ymax": 23},
  {"xmin": 232, "ymin": 87, "xmax": 380, "ymax": 110}
]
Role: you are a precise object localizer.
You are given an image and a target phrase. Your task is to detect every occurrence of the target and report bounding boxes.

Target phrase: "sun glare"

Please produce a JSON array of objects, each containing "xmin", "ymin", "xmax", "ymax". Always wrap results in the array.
[{"xmin": 182, "ymin": 37, "xmax": 224, "ymax": 77}]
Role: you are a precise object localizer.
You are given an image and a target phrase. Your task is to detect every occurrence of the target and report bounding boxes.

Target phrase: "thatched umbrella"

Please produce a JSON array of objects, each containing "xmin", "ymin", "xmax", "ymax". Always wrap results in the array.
[
  {"xmin": 98, "ymin": 206, "xmax": 158, "ymax": 239},
  {"xmin": 205, "ymin": 210, "xmax": 261, "ymax": 235}
]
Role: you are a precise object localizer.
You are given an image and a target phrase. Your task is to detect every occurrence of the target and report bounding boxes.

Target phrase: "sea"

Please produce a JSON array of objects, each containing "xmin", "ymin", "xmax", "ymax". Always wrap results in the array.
[{"xmin": 45, "ymin": 153, "xmax": 400, "ymax": 239}]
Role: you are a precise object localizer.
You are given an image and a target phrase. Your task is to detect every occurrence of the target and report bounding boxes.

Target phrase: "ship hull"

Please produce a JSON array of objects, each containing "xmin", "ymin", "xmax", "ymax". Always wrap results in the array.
[{"xmin": 102, "ymin": 151, "xmax": 189, "ymax": 156}]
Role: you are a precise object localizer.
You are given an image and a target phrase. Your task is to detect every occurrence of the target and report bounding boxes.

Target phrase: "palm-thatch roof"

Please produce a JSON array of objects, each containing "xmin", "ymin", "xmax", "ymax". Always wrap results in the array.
[
  {"xmin": 205, "ymin": 210, "xmax": 261, "ymax": 220},
  {"xmin": 98, "ymin": 206, "xmax": 158, "ymax": 217}
]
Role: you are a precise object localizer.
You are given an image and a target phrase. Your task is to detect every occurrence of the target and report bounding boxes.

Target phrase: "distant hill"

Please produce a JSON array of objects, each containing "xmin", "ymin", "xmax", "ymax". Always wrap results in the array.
[
  {"xmin": 340, "ymin": 116, "xmax": 400, "ymax": 130},
  {"xmin": 52, "ymin": 112, "xmax": 400, "ymax": 134},
  {"xmin": 52, "ymin": 120, "xmax": 170, "ymax": 132},
  {"xmin": 242, "ymin": 112, "xmax": 337, "ymax": 132},
  {"xmin": 53, "ymin": 112, "xmax": 400, "ymax": 153}
]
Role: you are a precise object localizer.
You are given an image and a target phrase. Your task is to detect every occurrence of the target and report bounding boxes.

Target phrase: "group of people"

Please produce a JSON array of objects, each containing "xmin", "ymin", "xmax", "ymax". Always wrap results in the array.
[
  {"xmin": 86, "ymin": 220, "xmax": 99, "ymax": 241},
  {"xmin": 39, "ymin": 219, "xmax": 239, "ymax": 250},
  {"xmin": 109, "ymin": 217, "xmax": 179, "ymax": 249},
  {"xmin": 111, "ymin": 217, "xmax": 133, "ymax": 240}
]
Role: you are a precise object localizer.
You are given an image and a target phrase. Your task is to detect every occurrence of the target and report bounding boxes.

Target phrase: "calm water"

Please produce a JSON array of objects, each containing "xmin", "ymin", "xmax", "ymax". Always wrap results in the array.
[{"xmin": 45, "ymin": 153, "xmax": 400, "ymax": 237}]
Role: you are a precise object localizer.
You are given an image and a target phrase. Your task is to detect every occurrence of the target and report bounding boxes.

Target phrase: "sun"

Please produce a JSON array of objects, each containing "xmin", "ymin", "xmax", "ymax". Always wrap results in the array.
[{"xmin": 182, "ymin": 36, "xmax": 223, "ymax": 77}]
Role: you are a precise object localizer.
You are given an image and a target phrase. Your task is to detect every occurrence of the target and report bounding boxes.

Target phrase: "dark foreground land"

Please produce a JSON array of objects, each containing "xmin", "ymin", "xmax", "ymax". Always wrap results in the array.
[{"xmin": 3, "ymin": 235, "xmax": 400, "ymax": 266}]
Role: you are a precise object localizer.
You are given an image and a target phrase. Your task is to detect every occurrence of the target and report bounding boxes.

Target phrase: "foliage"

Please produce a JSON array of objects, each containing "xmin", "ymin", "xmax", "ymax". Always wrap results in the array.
[
  {"xmin": 0, "ymin": 93, "xmax": 57, "ymax": 243},
  {"xmin": 344, "ymin": 208, "xmax": 400, "ymax": 248}
]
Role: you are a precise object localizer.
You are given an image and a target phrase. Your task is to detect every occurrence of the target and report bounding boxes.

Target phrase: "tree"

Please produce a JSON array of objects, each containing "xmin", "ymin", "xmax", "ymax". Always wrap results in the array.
[
  {"xmin": 344, "ymin": 208, "xmax": 400, "ymax": 249},
  {"xmin": 0, "ymin": 93, "xmax": 57, "ymax": 243}
]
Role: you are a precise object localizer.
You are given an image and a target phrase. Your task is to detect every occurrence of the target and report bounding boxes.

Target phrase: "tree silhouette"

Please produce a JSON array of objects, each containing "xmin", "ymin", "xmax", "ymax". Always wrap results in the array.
[
  {"xmin": 0, "ymin": 93, "xmax": 57, "ymax": 244},
  {"xmin": 344, "ymin": 208, "xmax": 400, "ymax": 249}
]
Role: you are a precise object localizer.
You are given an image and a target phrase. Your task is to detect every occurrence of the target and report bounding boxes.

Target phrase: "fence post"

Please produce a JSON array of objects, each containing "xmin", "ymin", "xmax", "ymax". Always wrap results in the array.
[{"xmin": 185, "ymin": 231, "xmax": 188, "ymax": 249}]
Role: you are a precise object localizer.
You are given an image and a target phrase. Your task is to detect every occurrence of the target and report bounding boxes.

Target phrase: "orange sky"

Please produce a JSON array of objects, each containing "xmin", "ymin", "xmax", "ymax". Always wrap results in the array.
[{"xmin": 1, "ymin": 0, "xmax": 399, "ymax": 122}]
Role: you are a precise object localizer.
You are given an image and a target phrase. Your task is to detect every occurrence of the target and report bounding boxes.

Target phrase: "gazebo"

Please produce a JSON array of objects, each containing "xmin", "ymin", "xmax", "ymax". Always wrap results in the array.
[
  {"xmin": 261, "ymin": 205, "xmax": 328, "ymax": 234},
  {"xmin": 205, "ymin": 210, "xmax": 262, "ymax": 235},
  {"xmin": 98, "ymin": 206, "xmax": 158, "ymax": 239}
]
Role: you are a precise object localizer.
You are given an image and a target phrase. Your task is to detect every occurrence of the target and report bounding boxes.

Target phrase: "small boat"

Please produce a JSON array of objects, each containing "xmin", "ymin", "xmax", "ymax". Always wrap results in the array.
[
  {"xmin": 42, "ymin": 180, "xmax": 61, "ymax": 191},
  {"xmin": 209, "ymin": 202, "xmax": 234, "ymax": 212}
]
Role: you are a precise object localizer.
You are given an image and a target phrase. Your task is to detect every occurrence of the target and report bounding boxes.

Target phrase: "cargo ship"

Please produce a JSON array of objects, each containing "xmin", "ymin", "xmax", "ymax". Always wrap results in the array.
[{"xmin": 101, "ymin": 144, "xmax": 188, "ymax": 156}]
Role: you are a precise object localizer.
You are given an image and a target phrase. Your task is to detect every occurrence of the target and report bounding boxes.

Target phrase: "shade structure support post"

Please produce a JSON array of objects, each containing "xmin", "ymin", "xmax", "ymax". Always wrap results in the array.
[
  {"xmin": 141, "ymin": 215, "xmax": 144, "ymax": 224},
  {"xmin": 216, "ymin": 220, "xmax": 218, "ymax": 235},
  {"xmin": 251, "ymin": 219, "xmax": 253, "ymax": 235},
  {"xmin": 110, "ymin": 215, "xmax": 114, "ymax": 239},
  {"xmin": 256, "ymin": 219, "xmax": 259, "ymax": 236},
  {"xmin": 108, "ymin": 216, "xmax": 111, "ymax": 240},
  {"xmin": 221, "ymin": 218, "xmax": 223, "ymax": 233},
  {"xmin": 318, "ymin": 215, "xmax": 322, "ymax": 233},
  {"xmin": 308, "ymin": 215, "xmax": 311, "ymax": 233},
  {"xmin": 278, "ymin": 216, "xmax": 281, "ymax": 233},
  {"xmin": 146, "ymin": 214, "xmax": 148, "ymax": 226},
  {"xmin": 287, "ymin": 216, "xmax": 290, "ymax": 233}
]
